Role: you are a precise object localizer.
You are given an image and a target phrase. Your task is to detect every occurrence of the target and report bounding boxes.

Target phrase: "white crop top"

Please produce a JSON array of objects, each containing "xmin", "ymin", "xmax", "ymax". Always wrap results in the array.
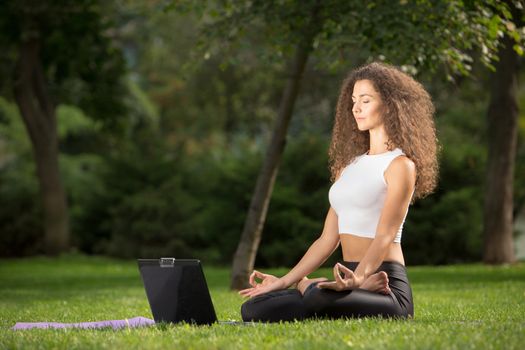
[{"xmin": 328, "ymin": 148, "xmax": 409, "ymax": 243}]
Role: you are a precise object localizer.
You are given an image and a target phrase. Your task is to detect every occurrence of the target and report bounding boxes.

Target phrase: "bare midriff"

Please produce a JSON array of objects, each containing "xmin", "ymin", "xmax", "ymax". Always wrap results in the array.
[{"xmin": 339, "ymin": 234, "xmax": 405, "ymax": 265}]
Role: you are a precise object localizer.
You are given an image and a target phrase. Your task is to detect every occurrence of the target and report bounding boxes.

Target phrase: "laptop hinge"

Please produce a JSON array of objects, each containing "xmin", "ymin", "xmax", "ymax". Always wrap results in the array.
[{"xmin": 160, "ymin": 257, "xmax": 175, "ymax": 267}]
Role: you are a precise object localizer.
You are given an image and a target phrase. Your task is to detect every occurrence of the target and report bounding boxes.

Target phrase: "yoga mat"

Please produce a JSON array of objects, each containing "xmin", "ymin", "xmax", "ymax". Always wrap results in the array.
[{"xmin": 12, "ymin": 316, "xmax": 155, "ymax": 330}]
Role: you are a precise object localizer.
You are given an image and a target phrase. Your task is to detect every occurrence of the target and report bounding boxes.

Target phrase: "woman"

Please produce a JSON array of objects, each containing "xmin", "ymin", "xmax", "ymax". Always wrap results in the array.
[{"xmin": 239, "ymin": 62, "xmax": 438, "ymax": 322}]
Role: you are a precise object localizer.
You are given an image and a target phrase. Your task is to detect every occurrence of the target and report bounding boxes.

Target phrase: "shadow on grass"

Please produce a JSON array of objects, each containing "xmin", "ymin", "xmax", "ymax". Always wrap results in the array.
[
  {"xmin": 0, "ymin": 256, "xmax": 233, "ymax": 304},
  {"xmin": 0, "ymin": 275, "xmax": 145, "ymax": 303}
]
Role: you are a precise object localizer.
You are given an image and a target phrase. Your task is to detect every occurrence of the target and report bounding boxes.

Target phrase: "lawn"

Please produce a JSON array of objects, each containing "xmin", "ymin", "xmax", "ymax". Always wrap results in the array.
[{"xmin": 1, "ymin": 255, "xmax": 524, "ymax": 349}]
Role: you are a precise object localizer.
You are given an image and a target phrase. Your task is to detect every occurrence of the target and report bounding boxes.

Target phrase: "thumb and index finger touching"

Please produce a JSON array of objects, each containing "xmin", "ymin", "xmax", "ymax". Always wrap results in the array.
[
  {"xmin": 336, "ymin": 263, "xmax": 355, "ymax": 278},
  {"xmin": 249, "ymin": 270, "xmax": 267, "ymax": 287}
]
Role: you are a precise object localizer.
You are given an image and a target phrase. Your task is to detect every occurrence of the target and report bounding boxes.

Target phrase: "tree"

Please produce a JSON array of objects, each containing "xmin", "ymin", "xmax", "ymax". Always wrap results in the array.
[
  {"xmin": 483, "ymin": 1, "xmax": 523, "ymax": 264},
  {"xmin": 0, "ymin": 0, "xmax": 126, "ymax": 254},
  {"xmin": 173, "ymin": 0, "xmax": 523, "ymax": 289}
]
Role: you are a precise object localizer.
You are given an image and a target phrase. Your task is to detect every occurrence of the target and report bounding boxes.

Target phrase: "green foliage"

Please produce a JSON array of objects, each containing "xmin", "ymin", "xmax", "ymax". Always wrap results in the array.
[
  {"xmin": 403, "ymin": 72, "xmax": 490, "ymax": 264},
  {"xmin": 63, "ymin": 129, "xmax": 333, "ymax": 266},
  {"xmin": 405, "ymin": 188, "xmax": 483, "ymax": 264},
  {"xmin": 0, "ymin": 0, "xmax": 127, "ymax": 131},
  {"xmin": 72, "ymin": 133, "xmax": 261, "ymax": 262},
  {"xmin": 172, "ymin": 0, "xmax": 524, "ymax": 79},
  {"xmin": 186, "ymin": 139, "xmax": 263, "ymax": 263},
  {"xmin": 0, "ymin": 98, "xmax": 31, "ymax": 153},
  {"xmin": 67, "ymin": 126, "xmax": 493, "ymax": 266},
  {"xmin": 0, "ymin": 98, "xmax": 42, "ymax": 256},
  {"xmin": 115, "ymin": 3, "xmax": 285, "ymax": 144},
  {"xmin": 2, "ymin": 1, "xmax": 525, "ymax": 265},
  {"xmin": 0, "ymin": 163, "xmax": 43, "ymax": 257},
  {"xmin": 258, "ymin": 134, "xmax": 335, "ymax": 266},
  {"xmin": 101, "ymin": 162, "xmax": 197, "ymax": 258},
  {"xmin": 57, "ymin": 105, "xmax": 99, "ymax": 139},
  {"xmin": 2, "ymin": 74, "xmax": 518, "ymax": 264}
]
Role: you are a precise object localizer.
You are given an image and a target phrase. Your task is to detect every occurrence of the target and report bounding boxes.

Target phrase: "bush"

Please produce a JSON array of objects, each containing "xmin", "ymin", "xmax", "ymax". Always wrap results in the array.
[
  {"xmin": 2, "ymin": 81, "xmax": 523, "ymax": 265},
  {"xmin": 0, "ymin": 97, "xmax": 43, "ymax": 256},
  {"xmin": 257, "ymin": 133, "xmax": 337, "ymax": 267},
  {"xmin": 71, "ymin": 134, "xmax": 260, "ymax": 263},
  {"xmin": 404, "ymin": 187, "xmax": 483, "ymax": 265},
  {"xmin": 0, "ymin": 161, "xmax": 44, "ymax": 257}
]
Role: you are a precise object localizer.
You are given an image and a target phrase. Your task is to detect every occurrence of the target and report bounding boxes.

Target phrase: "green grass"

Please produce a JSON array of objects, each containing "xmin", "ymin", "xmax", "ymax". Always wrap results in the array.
[{"xmin": 1, "ymin": 255, "xmax": 524, "ymax": 349}]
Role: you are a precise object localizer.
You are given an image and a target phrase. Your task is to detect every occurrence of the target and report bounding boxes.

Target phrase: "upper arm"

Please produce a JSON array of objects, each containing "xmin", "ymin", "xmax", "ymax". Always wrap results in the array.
[{"xmin": 376, "ymin": 156, "xmax": 416, "ymax": 239}]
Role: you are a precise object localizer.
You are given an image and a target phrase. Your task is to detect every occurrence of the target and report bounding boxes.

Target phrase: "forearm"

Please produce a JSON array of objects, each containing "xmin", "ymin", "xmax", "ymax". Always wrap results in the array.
[
  {"xmin": 353, "ymin": 234, "xmax": 392, "ymax": 280},
  {"xmin": 280, "ymin": 238, "xmax": 339, "ymax": 287}
]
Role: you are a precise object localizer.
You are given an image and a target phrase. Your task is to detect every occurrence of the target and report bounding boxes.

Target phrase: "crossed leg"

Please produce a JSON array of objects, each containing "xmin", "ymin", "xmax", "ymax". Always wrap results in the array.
[{"xmin": 242, "ymin": 271, "xmax": 397, "ymax": 322}]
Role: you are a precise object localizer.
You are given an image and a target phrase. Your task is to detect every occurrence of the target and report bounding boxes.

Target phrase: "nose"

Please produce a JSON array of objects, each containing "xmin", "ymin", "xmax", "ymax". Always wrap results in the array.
[{"xmin": 352, "ymin": 101, "xmax": 360, "ymax": 115}]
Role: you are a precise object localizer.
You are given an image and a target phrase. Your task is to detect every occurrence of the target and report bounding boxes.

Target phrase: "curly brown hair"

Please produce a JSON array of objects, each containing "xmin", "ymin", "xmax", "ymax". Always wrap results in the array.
[{"xmin": 328, "ymin": 62, "xmax": 439, "ymax": 200}]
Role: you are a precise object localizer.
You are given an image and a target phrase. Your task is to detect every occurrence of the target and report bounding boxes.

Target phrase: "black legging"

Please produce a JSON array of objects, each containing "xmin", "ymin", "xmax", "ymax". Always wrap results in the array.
[{"xmin": 241, "ymin": 261, "xmax": 414, "ymax": 322}]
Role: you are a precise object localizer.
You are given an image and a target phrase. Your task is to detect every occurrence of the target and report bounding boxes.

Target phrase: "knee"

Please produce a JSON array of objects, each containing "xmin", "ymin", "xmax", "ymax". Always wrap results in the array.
[{"xmin": 241, "ymin": 289, "xmax": 307, "ymax": 323}]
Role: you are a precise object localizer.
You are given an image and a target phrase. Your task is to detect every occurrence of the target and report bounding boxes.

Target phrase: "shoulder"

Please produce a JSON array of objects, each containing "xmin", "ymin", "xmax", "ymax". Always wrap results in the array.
[{"xmin": 384, "ymin": 155, "xmax": 416, "ymax": 187}]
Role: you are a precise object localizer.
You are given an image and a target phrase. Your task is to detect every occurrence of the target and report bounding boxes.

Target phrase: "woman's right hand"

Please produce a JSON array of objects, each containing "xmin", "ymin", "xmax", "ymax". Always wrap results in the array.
[
  {"xmin": 238, "ymin": 270, "xmax": 287, "ymax": 298},
  {"xmin": 249, "ymin": 270, "xmax": 279, "ymax": 288}
]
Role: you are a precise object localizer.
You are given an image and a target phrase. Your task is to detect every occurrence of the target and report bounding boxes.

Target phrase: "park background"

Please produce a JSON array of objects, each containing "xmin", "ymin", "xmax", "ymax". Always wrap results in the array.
[
  {"xmin": 0, "ymin": 1, "xmax": 524, "ymax": 349},
  {"xmin": 1, "ymin": 0, "xmax": 524, "ymax": 269}
]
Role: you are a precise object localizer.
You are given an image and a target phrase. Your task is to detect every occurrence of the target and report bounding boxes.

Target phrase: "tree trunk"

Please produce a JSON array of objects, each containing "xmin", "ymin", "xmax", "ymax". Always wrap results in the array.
[
  {"xmin": 482, "ymin": 30, "xmax": 519, "ymax": 264},
  {"xmin": 13, "ymin": 38, "xmax": 70, "ymax": 255},
  {"xmin": 230, "ymin": 41, "xmax": 311, "ymax": 290}
]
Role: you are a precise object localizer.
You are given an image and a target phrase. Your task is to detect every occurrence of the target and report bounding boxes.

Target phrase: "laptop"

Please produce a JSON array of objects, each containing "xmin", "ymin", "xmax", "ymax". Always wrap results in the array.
[{"xmin": 138, "ymin": 258, "xmax": 251, "ymax": 326}]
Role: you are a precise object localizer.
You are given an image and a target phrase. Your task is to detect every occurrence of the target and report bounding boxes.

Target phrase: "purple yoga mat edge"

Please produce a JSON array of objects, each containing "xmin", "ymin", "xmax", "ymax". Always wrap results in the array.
[{"xmin": 12, "ymin": 316, "xmax": 155, "ymax": 330}]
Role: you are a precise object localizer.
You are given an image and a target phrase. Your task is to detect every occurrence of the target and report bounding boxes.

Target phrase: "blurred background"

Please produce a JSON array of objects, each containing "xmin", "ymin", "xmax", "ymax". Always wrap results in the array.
[{"xmin": 0, "ymin": 0, "xmax": 524, "ymax": 275}]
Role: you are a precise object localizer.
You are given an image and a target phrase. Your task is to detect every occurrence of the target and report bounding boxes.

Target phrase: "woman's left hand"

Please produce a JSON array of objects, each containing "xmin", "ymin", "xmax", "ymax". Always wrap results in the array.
[{"xmin": 316, "ymin": 263, "xmax": 364, "ymax": 291}]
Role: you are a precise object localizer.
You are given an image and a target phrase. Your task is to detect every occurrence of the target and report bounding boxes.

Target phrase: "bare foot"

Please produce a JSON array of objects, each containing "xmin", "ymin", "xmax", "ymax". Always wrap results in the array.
[
  {"xmin": 297, "ymin": 277, "xmax": 329, "ymax": 295},
  {"xmin": 360, "ymin": 271, "xmax": 391, "ymax": 294}
]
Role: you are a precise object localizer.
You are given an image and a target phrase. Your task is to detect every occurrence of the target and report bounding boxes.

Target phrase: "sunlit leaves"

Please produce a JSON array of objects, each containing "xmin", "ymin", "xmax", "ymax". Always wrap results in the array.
[{"xmin": 169, "ymin": 0, "xmax": 524, "ymax": 80}]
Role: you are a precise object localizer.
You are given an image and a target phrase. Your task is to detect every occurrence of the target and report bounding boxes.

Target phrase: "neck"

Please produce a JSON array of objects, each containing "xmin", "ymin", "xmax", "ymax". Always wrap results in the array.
[{"xmin": 368, "ymin": 125, "xmax": 391, "ymax": 155}]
